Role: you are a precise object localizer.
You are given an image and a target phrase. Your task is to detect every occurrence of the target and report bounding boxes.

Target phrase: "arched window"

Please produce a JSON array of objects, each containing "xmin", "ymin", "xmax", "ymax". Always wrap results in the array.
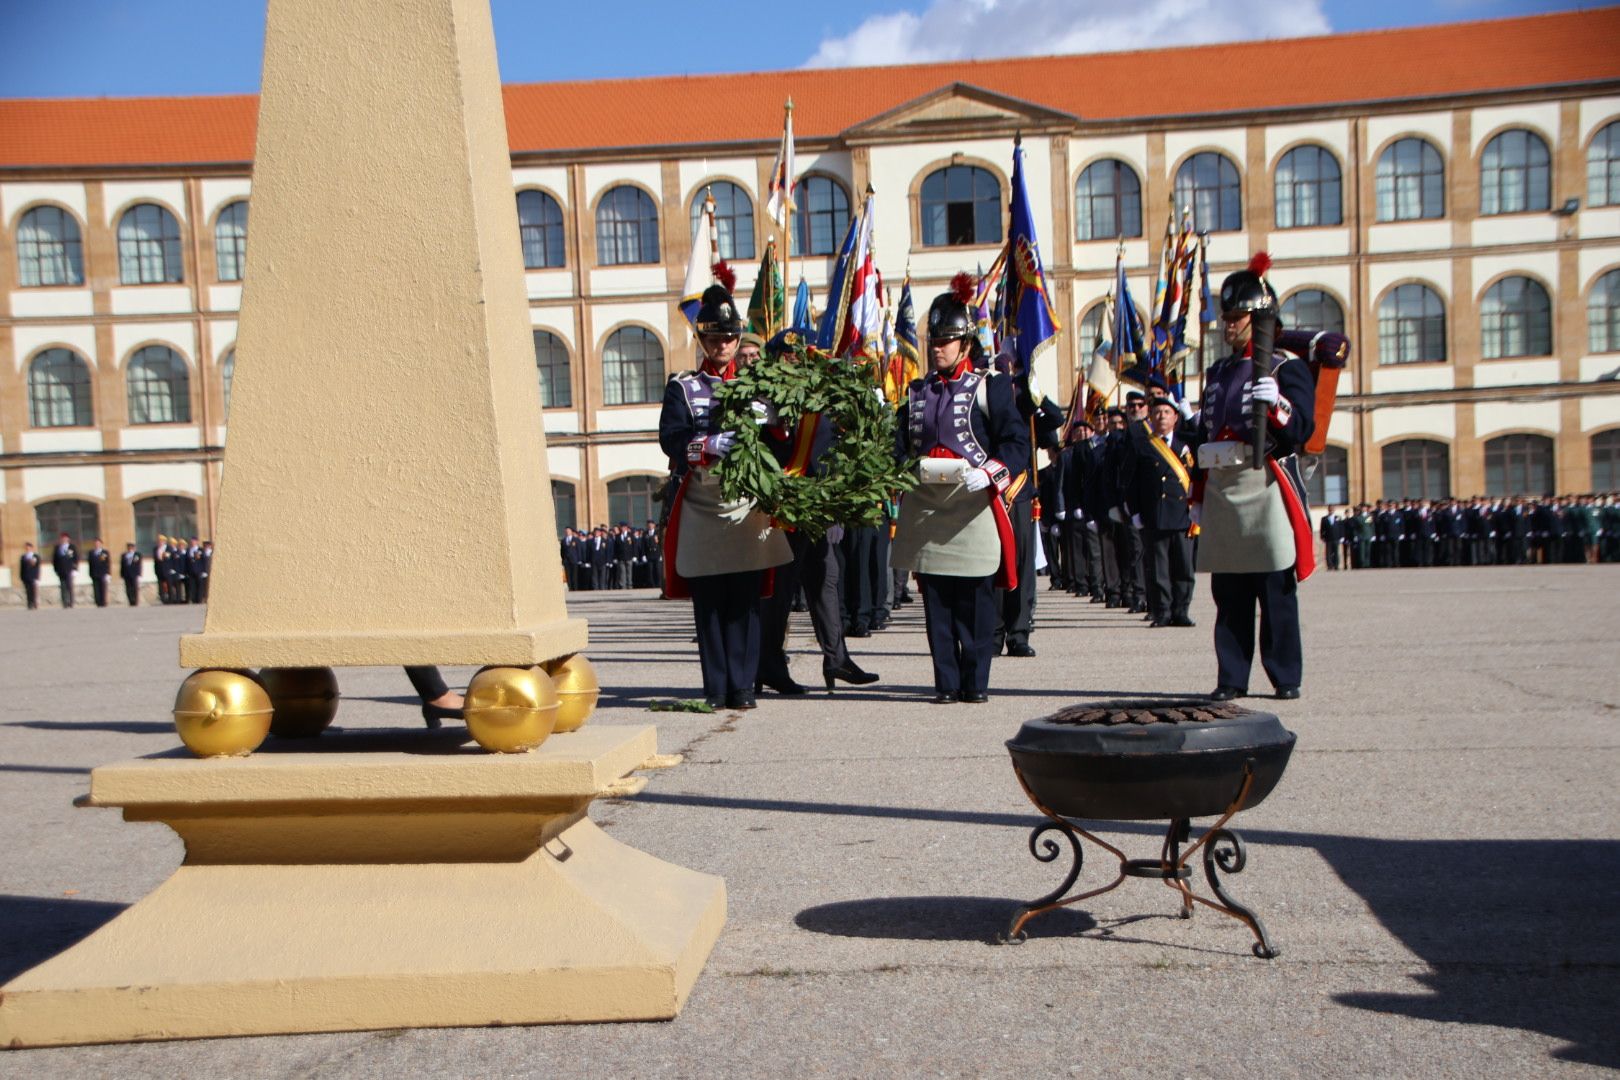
[
  {"xmin": 517, "ymin": 189, "xmax": 565, "ymax": 269},
  {"xmin": 134, "ymin": 495, "xmax": 198, "ymax": 552},
  {"xmin": 601, "ymin": 327, "xmax": 663, "ymax": 406},
  {"xmin": 551, "ymin": 479, "xmax": 577, "ymax": 538},
  {"xmin": 1378, "ymin": 284, "xmax": 1446, "ymax": 364},
  {"xmin": 28, "ymin": 348, "xmax": 93, "ymax": 428},
  {"xmin": 1485, "ymin": 434, "xmax": 1554, "ymax": 497},
  {"xmin": 1591, "ymin": 429, "xmax": 1620, "ymax": 491},
  {"xmin": 690, "ymin": 181, "xmax": 755, "ymax": 262},
  {"xmin": 607, "ymin": 475, "xmax": 660, "ymax": 527},
  {"xmin": 1480, "ymin": 129, "xmax": 1551, "ymax": 215},
  {"xmin": 920, "ymin": 165, "xmax": 1002, "ymax": 247},
  {"xmin": 1280, "ymin": 289, "xmax": 1346, "ymax": 335},
  {"xmin": 1589, "ymin": 268, "xmax": 1620, "ymax": 353},
  {"xmin": 1382, "ymin": 440, "xmax": 1450, "ymax": 501},
  {"xmin": 17, "ymin": 205, "xmax": 84, "ymax": 287},
  {"xmin": 1174, "ymin": 152, "xmax": 1241, "ymax": 233},
  {"xmin": 1375, "ymin": 138, "xmax": 1444, "ymax": 222},
  {"xmin": 117, "ymin": 203, "xmax": 183, "ymax": 284},
  {"xmin": 1274, "ymin": 146, "xmax": 1342, "ymax": 228},
  {"xmin": 221, "ymin": 349, "xmax": 236, "ymax": 419},
  {"xmin": 127, "ymin": 345, "xmax": 192, "ymax": 424},
  {"xmin": 36, "ymin": 499, "xmax": 101, "ymax": 551},
  {"xmin": 214, "ymin": 200, "xmax": 248, "ymax": 282},
  {"xmin": 1586, "ymin": 120, "xmax": 1619, "ymax": 208},
  {"xmin": 1077, "ymin": 302, "xmax": 1109, "ymax": 352},
  {"xmin": 792, "ymin": 175, "xmax": 851, "ymax": 257},
  {"xmin": 595, "ymin": 186, "xmax": 659, "ymax": 266},
  {"xmin": 1075, "ymin": 159, "xmax": 1142, "ymax": 241},
  {"xmin": 534, "ymin": 329, "xmax": 571, "ymax": 409},
  {"xmin": 1480, "ymin": 276, "xmax": 1551, "ymax": 359},
  {"xmin": 1306, "ymin": 445, "xmax": 1351, "ymax": 507}
]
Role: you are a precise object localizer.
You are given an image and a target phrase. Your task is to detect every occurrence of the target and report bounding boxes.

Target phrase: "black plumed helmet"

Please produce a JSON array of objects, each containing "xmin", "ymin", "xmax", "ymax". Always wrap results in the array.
[
  {"xmin": 695, "ymin": 285, "xmax": 744, "ymax": 336},
  {"xmin": 927, "ymin": 272, "xmax": 978, "ymax": 342},
  {"xmin": 1219, "ymin": 252, "xmax": 1279, "ymax": 318}
]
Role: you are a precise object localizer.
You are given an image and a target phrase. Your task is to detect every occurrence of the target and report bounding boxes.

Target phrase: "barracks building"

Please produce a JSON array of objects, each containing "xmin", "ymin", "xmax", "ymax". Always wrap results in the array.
[{"xmin": 2, "ymin": 8, "xmax": 1619, "ymax": 592}]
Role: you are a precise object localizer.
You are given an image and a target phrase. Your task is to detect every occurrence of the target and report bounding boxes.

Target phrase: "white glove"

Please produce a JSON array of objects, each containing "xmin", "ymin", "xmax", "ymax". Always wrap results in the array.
[
  {"xmin": 750, "ymin": 400, "xmax": 778, "ymax": 426},
  {"xmin": 1055, "ymin": 510, "xmax": 1067, "ymax": 521},
  {"xmin": 688, "ymin": 431, "xmax": 736, "ymax": 463},
  {"xmin": 963, "ymin": 468, "xmax": 992, "ymax": 494},
  {"xmin": 1243, "ymin": 376, "xmax": 1282, "ymax": 409},
  {"xmin": 1174, "ymin": 396, "xmax": 1195, "ymax": 422},
  {"xmin": 1130, "ymin": 513, "xmax": 1143, "ymax": 529},
  {"xmin": 1085, "ymin": 520, "xmax": 1099, "ymax": 534},
  {"xmin": 1190, "ymin": 503, "xmax": 1202, "ymax": 527}
]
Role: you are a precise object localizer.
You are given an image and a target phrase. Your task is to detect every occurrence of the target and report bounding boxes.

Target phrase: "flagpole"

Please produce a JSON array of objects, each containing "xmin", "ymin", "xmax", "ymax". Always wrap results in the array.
[{"xmin": 781, "ymin": 98, "xmax": 793, "ymax": 333}]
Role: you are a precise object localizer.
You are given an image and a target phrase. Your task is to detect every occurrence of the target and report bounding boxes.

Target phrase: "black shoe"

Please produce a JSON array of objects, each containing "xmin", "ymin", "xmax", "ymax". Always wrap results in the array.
[
  {"xmin": 1171, "ymin": 615, "xmax": 1196, "ymax": 627},
  {"xmin": 846, "ymin": 625, "xmax": 871, "ymax": 638},
  {"xmin": 704, "ymin": 696, "xmax": 727, "ymax": 710},
  {"xmin": 758, "ymin": 674, "xmax": 808, "ymax": 696},
  {"xmin": 1006, "ymin": 643, "xmax": 1037, "ymax": 657},
  {"xmin": 727, "ymin": 691, "xmax": 758, "ymax": 710},
  {"xmin": 1128, "ymin": 603, "xmax": 1147, "ymax": 615},
  {"xmin": 1089, "ymin": 594, "xmax": 1106, "ymax": 603},
  {"xmin": 897, "ymin": 594, "xmax": 914, "ymax": 605},
  {"xmin": 1208, "ymin": 686, "xmax": 1245, "ymax": 702},
  {"xmin": 959, "ymin": 691, "xmax": 989, "ymax": 703},
  {"xmin": 931, "ymin": 692, "xmax": 957, "ymax": 704},
  {"xmin": 1149, "ymin": 619, "xmax": 1168, "ymax": 628},
  {"xmin": 824, "ymin": 660, "xmax": 880, "ymax": 690},
  {"xmin": 870, "ymin": 614, "xmax": 890, "ymax": 632},
  {"xmin": 421, "ymin": 702, "xmax": 464, "ymax": 729},
  {"xmin": 1275, "ymin": 686, "xmax": 1301, "ymax": 700}
]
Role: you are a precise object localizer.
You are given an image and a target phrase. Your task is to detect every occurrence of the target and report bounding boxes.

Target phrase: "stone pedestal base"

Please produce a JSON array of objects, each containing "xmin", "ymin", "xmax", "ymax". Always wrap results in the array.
[{"xmin": 0, "ymin": 726, "xmax": 725, "ymax": 1047}]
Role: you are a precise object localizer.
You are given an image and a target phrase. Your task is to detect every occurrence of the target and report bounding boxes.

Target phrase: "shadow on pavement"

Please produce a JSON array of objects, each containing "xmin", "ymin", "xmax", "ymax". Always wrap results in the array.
[
  {"xmin": 795, "ymin": 896, "xmax": 1094, "ymax": 942},
  {"xmin": 5, "ymin": 720, "xmax": 173, "ymax": 734},
  {"xmin": 0, "ymin": 895, "xmax": 128, "ymax": 983}
]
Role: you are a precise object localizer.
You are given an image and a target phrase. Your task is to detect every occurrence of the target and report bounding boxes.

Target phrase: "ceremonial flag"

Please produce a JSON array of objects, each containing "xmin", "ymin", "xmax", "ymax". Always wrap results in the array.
[
  {"xmin": 887, "ymin": 276, "xmax": 920, "ymax": 405},
  {"xmin": 765, "ymin": 102, "xmax": 796, "ymax": 226},
  {"xmin": 1003, "ymin": 140, "xmax": 1060, "ymax": 376},
  {"xmin": 679, "ymin": 191, "xmax": 716, "ymax": 328},
  {"xmin": 746, "ymin": 237, "xmax": 784, "ymax": 337},
  {"xmin": 837, "ymin": 189, "xmax": 883, "ymax": 360},
  {"xmin": 1112, "ymin": 248, "xmax": 1148, "ymax": 387},
  {"xmin": 792, "ymin": 276, "xmax": 812, "ymax": 331},
  {"xmin": 816, "ymin": 203, "xmax": 861, "ymax": 352},
  {"xmin": 1148, "ymin": 201, "xmax": 1176, "ymax": 366},
  {"xmin": 1082, "ymin": 288, "xmax": 1119, "ymax": 425}
]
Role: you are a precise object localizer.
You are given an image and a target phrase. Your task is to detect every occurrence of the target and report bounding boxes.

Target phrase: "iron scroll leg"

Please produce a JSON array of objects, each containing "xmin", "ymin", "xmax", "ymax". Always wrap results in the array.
[
  {"xmin": 1002, "ymin": 820, "xmax": 1083, "ymax": 942},
  {"xmin": 1201, "ymin": 827, "xmax": 1281, "ymax": 959}
]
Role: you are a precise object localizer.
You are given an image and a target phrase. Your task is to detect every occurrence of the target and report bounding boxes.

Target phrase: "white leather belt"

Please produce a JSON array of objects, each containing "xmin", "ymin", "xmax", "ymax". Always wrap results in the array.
[
  {"xmin": 918, "ymin": 458, "xmax": 968, "ymax": 485},
  {"xmin": 1197, "ymin": 440, "xmax": 1249, "ymax": 469}
]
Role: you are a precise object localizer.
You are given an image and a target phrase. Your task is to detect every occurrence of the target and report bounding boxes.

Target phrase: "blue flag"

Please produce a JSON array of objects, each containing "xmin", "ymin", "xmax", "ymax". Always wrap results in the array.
[
  {"xmin": 792, "ymin": 277, "xmax": 812, "ymax": 331},
  {"xmin": 816, "ymin": 212, "xmax": 861, "ymax": 351},
  {"xmin": 1004, "ymin": 141, "xmax": 1059, "ymax": 375}
]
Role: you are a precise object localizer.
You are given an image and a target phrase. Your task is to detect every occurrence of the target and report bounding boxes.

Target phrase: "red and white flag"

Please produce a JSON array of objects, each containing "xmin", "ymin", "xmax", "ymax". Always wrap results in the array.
[
  {"xmin": 837, "ymin": 189, "xmax": 883, "ymax": 360},
  {"xmin": 765, "ymin": 104, "xmax": 796, "ymax": 226}
]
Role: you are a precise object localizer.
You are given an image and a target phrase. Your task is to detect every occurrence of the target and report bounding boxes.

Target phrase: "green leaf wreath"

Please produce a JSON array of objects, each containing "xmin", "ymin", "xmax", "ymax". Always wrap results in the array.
[{"xmin": 711, "ymin": 335, "xmax": 917, "ymax": 541}]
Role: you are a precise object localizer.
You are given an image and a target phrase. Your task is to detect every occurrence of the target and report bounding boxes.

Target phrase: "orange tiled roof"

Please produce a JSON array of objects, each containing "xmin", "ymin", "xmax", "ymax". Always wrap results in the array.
[{"xmin": 2, "ymin": 9, "xmax": 1618, "ymax": 169}]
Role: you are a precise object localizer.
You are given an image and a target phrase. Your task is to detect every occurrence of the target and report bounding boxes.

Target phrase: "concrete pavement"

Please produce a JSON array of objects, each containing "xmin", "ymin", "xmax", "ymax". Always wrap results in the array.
[{"xmin": 2, "ymin": 565, "xmax": 1617, "ymax": 1076}]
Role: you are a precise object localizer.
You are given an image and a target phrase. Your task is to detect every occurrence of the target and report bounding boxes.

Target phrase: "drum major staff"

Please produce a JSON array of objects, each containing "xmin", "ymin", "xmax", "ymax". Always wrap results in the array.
[{"xmin": 891, "ymin": 275, "xmax": 1029, "ymax": 704}]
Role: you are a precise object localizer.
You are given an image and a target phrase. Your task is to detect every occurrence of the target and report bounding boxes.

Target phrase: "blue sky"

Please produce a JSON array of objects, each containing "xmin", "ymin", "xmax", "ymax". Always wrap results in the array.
[{"xmin": 0, "ymin": 0, "xmax": 1591, "ymax": 99}]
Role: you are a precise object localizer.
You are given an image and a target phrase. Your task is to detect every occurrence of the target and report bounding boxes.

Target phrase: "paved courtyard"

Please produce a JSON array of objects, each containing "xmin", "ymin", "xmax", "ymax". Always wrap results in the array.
[{"xmin": 2, "ymin": 565, "xmax": 1617, "ymax": 1077}]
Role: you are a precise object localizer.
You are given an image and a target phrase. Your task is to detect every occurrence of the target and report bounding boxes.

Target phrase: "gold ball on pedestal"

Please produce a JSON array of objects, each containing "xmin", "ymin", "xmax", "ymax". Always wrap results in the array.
[
  {"xmin": 260, "ymin": 667, "xmax": 341, "ymax": 739},
  {"xmin": 542, "ymin": 654, "xmax": 599, "ymax": 733},
  {"xmin": 464, "ymin": 665, "xmax": 559, "ymax": 754},
  {"xmin": 173, "ymin": 669, "xmax": 274, "ymax": 758}
]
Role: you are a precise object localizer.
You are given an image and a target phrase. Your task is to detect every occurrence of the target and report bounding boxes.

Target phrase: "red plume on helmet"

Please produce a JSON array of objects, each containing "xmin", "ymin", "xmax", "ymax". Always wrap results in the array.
[
  {"xmin": 711, "ymin": 260, "xmax": 736, "ymax": 294},
  {"xmin": 1247, "ymin": 251, "xmax": 1272, "ymax": 278},
  {"xmin": 950, "ymin": 271, "xmax": 976, "ymax": 304}
]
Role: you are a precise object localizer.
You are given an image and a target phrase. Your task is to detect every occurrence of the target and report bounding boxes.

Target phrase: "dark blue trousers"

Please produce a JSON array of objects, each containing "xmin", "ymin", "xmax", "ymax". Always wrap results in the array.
[
  {"xmin": 1210, "ymin": 569, "xmax": 1302, "ymax": 692},
  {"xmin": 918, "ymin": 572, "xmax": 996, "ymax": 696},
  {"xmin": 689, "ymin": 570, "xmax": 764, "ymax": 699}
]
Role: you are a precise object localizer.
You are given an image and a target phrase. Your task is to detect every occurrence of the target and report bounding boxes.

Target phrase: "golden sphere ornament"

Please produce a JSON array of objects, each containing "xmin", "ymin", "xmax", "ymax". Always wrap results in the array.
[
  {"xmin": 464, "ymin": 665, "xmax": 559, "ymax": 754},
  {"xmin": 260, "ymin": 666, "xmax": 341, "ymax": 739},
  {"xmin": 543, "ymin": 654, "xmax": 600, "ymax": 733},
  {"xmin": 173, "ymin": 669, "xmax": 274, "ymax": 758}
]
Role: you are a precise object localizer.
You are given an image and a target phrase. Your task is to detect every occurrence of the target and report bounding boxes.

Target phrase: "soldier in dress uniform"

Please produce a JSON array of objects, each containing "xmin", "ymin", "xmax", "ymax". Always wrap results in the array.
[
  {"xmin": 19, "ymin": 542, "xmax": 41, "ymax": 610},
  {"xmin": 87, "ymin": 539, "xmax": 112, "ymax": 607},
  {"xmin": 52, "ymin": 532, "xmax": 78, "ymax": 608},
  {"xmin": 659, "ymin": 284, "xmax": 792, "ymax": 710},
  {"xmin": 1318, "ymin": 508, "xmax": 1343, "ymax": 570},
  {"xmin": 891, "ymin": 275, "xmax": 1029, "ymax": 704},
  {"xmin": 1123, "ymin": 398, "xmax": 1197, "ymax": 626},
  {"xmin": 120, "ymin": 543, "xmax": 143, "ymax": 606},
  {"xmin": 1062, "ymin": 419, "xmax": 1105, "ymax": 601},
  {"xmin": 1189, "ymin": 255, "xmax": 1315, "ymax": 701}
]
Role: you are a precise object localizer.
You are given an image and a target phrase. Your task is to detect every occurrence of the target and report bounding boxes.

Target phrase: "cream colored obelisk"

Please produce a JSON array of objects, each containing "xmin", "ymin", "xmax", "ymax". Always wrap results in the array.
[{"xmin": 181, "ymin": 0, "xmax": 583, "ymax": 668}]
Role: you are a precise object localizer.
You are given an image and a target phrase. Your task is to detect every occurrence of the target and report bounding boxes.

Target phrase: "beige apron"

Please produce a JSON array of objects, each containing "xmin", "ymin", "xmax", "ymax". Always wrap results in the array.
[
  {"xmin": 674, "ymin": 467, "xmax": 792, "ymax": 579},
  {"xmin": 1197, "ymin": 462, "xmax": 1295, "ymax": 574},
  {"xmin": 892, "ymin": 480, "xmax": 999, "ymax": 578}
]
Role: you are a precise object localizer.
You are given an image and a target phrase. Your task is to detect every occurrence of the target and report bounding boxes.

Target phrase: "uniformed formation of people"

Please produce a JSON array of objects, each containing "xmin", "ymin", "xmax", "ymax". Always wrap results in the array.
[
  {"xmin": 1318, "ymin": 494, "xmax": 1620, "ymax": 569},
  {"xmin": 559, "ymin": 523, "xmax": 662, "ymax": 591},
  {"xmin": 16, "ymin": 533, "xmax": 212, "ymax": 609}
]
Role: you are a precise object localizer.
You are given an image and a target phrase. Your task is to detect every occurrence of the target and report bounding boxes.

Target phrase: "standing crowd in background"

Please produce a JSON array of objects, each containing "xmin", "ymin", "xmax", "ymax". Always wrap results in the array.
[
  {"xmin": 559, "ymin": 523, "xmax": 663, "ymax": 591},
  {"xmin": 1315, "ymin": 494, "xmax": 1620, "ymax": 569},
  {"xmin": 16, "ymin": 533, "xmax": 213, "ymax": 610}
]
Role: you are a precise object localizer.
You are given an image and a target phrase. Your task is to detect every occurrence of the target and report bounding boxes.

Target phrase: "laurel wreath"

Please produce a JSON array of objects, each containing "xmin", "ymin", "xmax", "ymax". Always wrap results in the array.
[{"xmin": 712, "ymin": 337, "xmax": 917, "ymax": 541}]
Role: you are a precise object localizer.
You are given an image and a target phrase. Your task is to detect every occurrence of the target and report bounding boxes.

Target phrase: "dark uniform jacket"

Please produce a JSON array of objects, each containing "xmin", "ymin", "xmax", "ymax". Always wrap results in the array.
[
  {"xmin": 52, "ymin": 543, "xmax": 78, "ymax": 578},
  {"xmin": 88, "ymin": 547, "xmax": 112, "ymax": 579},
  {"xmin": 1122, "ymin": 430, "xmax": 1194, "ymax": 531},
  {"xmin": 121, "ymin": 551, "xmax": 144, "ymax": 582},
  {"xmin": 20, "ymin": 552, "xmax": 41, "ymax": 584}
]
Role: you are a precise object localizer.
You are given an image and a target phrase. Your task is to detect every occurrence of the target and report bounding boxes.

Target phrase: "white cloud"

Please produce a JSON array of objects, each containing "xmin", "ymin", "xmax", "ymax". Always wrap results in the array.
[{"xmin": 804, "ymin": 0, "xmax": 1333, "ymax": 68}]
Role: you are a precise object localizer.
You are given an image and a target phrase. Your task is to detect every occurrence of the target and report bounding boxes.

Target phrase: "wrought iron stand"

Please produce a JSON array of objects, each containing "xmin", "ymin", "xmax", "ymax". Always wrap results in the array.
[{"xmin": 1002, "ymin": 761, "xmax": 1280, "ymax": 959}]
